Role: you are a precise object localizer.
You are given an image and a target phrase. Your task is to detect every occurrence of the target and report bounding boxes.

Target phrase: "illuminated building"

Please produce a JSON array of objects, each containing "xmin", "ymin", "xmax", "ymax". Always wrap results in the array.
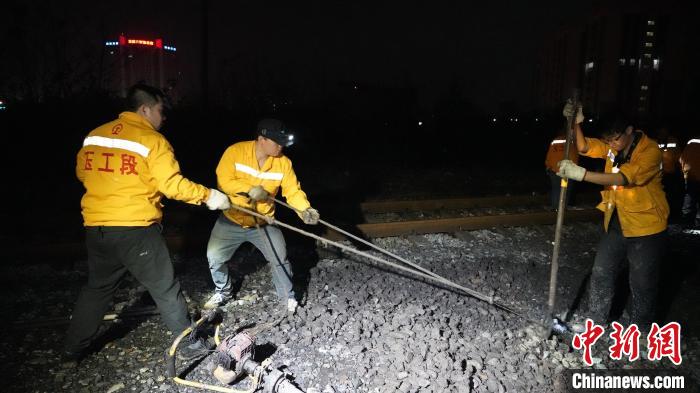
[
  {"xmin": 103, "ymin": 34, "xmax": 179, "ymax": 99},
  {"xmin": 534, "ymin": 3, "xmax": 691, "ymax": 122}
]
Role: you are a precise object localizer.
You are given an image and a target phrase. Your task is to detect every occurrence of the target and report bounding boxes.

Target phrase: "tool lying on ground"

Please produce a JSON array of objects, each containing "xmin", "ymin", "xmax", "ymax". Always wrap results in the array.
[
  {"xmin": 166, "ymin": 309, "xmax": 304, "ymax": 393},
  {"xmin": 15, "ymin": 291, "xmax": 203, "ymax": 330},
  {"xmin": 230, "ymin": 194, "xmax": 562, "ymax": 335},
  {"xmin": 11, "ymin": 306, "xmax": 161, "ymax": 329}
]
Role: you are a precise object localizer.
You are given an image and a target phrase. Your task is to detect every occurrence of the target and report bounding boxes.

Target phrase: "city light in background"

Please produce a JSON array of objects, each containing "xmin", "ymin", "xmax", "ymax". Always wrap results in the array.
[
  {"xmin": 101, "ymin": 34, "xmax": 180, "ymax": 99},
  {"xmin": 105, "ymin": 35, "xmax": 176, "ymax": 52}
]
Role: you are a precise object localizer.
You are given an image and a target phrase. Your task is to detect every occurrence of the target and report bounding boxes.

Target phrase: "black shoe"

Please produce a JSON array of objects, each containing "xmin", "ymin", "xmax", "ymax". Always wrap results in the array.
[
  {"xmin": 178, "ymin": 336, "xmax": 214, "ymax": 360},
  {"xmin": 60, "ymin": 350, "xmax": 83, "ymax": 368}
]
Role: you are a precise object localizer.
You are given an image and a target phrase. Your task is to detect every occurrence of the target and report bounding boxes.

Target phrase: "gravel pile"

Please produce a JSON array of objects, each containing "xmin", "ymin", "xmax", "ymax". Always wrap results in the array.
[{"xmin": 3, "ymin": 223, "xmax": 698, "ymax": 392}]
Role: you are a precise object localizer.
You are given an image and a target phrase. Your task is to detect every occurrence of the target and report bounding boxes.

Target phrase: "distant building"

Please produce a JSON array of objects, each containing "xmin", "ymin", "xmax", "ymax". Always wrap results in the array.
[
  {"xmin": 102, "ymin": 34, "xmax": 180, "ymax": 101},
  {"xmin": 534, "ymin": 2, "xmax": 694, "ymax": 124}
]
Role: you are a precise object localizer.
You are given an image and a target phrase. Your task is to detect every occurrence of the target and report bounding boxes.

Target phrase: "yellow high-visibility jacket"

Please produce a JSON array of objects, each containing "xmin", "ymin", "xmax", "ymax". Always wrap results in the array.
[
  {"xmin": 583, "ymin": 132, "xmax": 668, "ymax": 237},
  {"xmin": 216, "ymin": 140, "xmax": 311, "ymax": 228},
  {"xmin": 76, "ymin": 112, "xmax": 210, "ymax": 226}
]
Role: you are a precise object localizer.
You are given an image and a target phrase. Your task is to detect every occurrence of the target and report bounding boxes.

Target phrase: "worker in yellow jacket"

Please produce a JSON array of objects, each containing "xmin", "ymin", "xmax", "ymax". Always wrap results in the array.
[
  {"xmin": 557, "ymin": 103, "xmax": 668, "ymax": 330},
  {"xmin": 656, "ymin": 125, "xmax": 683, "ymax": 221},
  {"xmin": 680, "ymin": 136, "xmax": 700, "ymax": 227},
  {"xmin": 204, "ymin": 119, "xmax": 319, "ymax": 312},
  {"xmin": 545, "ymin": 129, "xmax": 579, "ymax": 209},
  {"xmin": 64, "ymin": 84, "xmax": 231, "ymax": 365}
]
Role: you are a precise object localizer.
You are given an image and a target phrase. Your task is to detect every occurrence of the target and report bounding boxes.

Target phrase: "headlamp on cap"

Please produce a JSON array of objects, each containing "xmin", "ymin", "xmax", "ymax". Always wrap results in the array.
[{"xmin": 257, "ymin": 118, "xmax": 295, "ymax": 147}]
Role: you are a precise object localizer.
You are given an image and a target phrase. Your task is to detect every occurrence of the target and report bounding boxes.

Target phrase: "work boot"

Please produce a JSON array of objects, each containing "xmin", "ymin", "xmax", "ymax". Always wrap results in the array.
[
  {"xmin": 60, "ymin": 350, "xmax": 83, "ymax": 369},
  {"xmin": 178, "ymin": 335, "xmax": 214, "ymax": 360},
  {"xmin": 203, "ymin": 292, "xmax": 232, "ymax": 309},
  {"xmin": 568, "ymin": 313, "xmax": 604, "ymax": 334}
]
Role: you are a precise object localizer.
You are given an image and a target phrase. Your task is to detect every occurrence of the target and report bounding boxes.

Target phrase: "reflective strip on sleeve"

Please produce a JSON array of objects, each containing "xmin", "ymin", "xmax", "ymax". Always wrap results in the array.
[
  {"xmin": 83, "ymin": 136, "xmax": 150, "ymax": 157},
  {"xmin": 688, "ymin": 139, "xmax": 700, "ymax": 145},
  {"xmin": 658, "ymin": 143, "xmax": 665, "ymax": 148},
  {"xmin": 235, "ymin": 163, "xmax": 284, "ymax": 180},
  {"xmin": 666, "ymin": 143, "xmax": 677, "ymax": 148},
  {"xmin": 551, "ymin": 139, "xmax": 566, "ymax": 145}
]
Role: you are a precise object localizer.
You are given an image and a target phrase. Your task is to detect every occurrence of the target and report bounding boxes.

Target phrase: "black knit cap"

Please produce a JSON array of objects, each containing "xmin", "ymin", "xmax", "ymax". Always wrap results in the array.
[{"xmin": 257, "ymin": 118, "xmax": 295, "ymax": 147}]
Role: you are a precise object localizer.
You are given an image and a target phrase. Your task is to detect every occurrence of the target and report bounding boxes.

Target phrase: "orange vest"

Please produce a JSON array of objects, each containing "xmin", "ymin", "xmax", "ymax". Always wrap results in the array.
[
  {"xmin": 680, "ymin": 138, "xmax": 700, "ymax": 182},
  {"xmin": 545, "ymin": 135, "xmax": 579, "ymax": 172},
  {"xmin": 657, "ymin": 136, "xmax": 681, "ymax": 174}
]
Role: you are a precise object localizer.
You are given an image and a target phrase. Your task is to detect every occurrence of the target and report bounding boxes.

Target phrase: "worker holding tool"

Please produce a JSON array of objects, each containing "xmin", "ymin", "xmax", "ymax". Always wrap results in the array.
[
  {"xmin": 203, "ymin": 118, "xmax": 319, "ymax": 312},
  {"xmin": 680, "ymin": 135, "xmax": 700, "ymax": 228},
  {"xmin": 64, "ymin": 84, "xmax": 231, "ymax": 365},
  {"xmin": 655, "ymin": 125, "xmax": 683, "ymax": 221},
  {"xmin": 556, "ymin": 103, "xmax": 668, "ymax": 331},
  {"xmin": 545, "ymin": 127, "xmax": 579, "ymax": 210}
]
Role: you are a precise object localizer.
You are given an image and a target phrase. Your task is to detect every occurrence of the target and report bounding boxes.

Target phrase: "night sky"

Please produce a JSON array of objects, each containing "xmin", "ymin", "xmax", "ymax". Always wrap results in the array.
[
  {"xmin": 2, "ymin": 0, "xmax": 593, "ymax": 113},
  {"xmin": 0, "ymin": 0, "xmax": 611, "ymax": 242}
]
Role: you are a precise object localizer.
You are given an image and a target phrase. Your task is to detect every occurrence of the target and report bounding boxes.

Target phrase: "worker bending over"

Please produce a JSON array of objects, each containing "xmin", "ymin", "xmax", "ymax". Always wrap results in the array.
[{"xmin": 203, "ymin": 119, "xmax": 319, "ymax": 312}]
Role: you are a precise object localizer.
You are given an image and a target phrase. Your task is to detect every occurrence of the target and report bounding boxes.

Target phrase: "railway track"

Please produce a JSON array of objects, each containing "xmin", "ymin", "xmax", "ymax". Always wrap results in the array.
[
  {"xmin": 361, "ymin": 194, "xmax": 555, "ymax": 213},
  {"xmin": 325, "ymin": 193, "xmax": 600, "ymax": 240},
  {"xmin": 8, "ymin": 194, "xmax": 601, "ymax": 260}
]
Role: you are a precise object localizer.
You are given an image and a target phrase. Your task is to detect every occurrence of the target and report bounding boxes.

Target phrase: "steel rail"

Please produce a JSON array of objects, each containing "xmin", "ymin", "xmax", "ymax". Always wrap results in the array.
[
  {"xmin": 360, "ymin": 193, "xmax": 599, "ymax": 214},
  {"xmin": 361, "ymin": 194, "xmax": 548, "ymax": 213},
  {"xmin": 325, "ymin": 209, "xmax": 600, "ymax": 239},
  {"xmin": 10, "ymin": 196, "xmax": 600, "ymax": 264}
]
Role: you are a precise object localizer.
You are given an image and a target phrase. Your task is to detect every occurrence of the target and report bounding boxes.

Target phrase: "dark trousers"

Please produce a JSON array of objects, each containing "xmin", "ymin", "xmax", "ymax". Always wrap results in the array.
[
  {"xmin": 662, "ymin": 172, "xmax": 684, "ymax": 221},
  {"xmin": 64, "ymin": 225, "xmax": 190, "ymax": 353},
  {"xmin": 588, "ymin": 214, "xmax": 666, "ymax": 328},
  {"xmin": 681, "ymin": 179, "xmax": 700, "ymax": 226},
  {"xmin": 547, "ymin": 169, "xmax": 574, "ymax": 209}
]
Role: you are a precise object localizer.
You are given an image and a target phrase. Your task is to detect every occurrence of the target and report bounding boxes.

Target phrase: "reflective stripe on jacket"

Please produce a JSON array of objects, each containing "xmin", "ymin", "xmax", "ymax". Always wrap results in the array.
[
  {"xmin": 76, "ymin": 112, "xmax": 210, "ymax": 226},
  {"xmin": 583, "ymin": 132, "xmax": 668, "ymax": 237},
  {"xmin": 216, "ymin": 140, "xmax": 311, "ymax": 228},
  {"xmin": 545, "ymin": 135, "xmax": 579, "ymax": 172}
]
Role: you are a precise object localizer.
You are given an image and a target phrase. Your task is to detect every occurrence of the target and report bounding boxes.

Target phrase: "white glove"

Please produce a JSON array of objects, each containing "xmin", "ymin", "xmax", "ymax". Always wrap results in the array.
[
  {"xmin": 206, "ymin": 189, "xmax": 231, "ymax": 210},
  {"xmin": 562, "ymin": 100, "xmax": 585, "ymax": 124},
  {"xmin": 248, "ymin": 185, "xmax": 269, "ymax": 202},
  {"xmin": 301, "ymin": 208, "xmax": 320, "ymax": 225},
  {"xmin": 556, "ymin": 160, "xmax": 586, "ymax": 181}
]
